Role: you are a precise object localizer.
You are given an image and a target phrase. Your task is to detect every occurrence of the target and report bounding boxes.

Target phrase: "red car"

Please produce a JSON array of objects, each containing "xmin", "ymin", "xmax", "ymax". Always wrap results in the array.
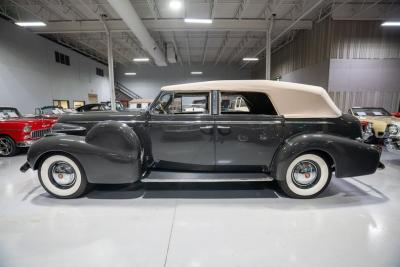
[
  {"xmin": 392, "ymin": 112, "xmax": 400, "ymax": 118},
  {"xmin": 0, "ymin": 107, "xmax": 56, "ymax": 157}
]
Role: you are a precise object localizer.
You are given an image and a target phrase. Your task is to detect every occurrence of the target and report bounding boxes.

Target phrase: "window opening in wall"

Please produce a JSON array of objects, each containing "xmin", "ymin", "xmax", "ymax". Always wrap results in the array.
[
  {"xmin": 96, "ymin": 68, "xmax": 104, "ymax": 77},
  {"xmin": 53, "ymin": 100, "xmax": 70, "ymax": 109},
  {"xmin": 55, "ymin": 51, "xmax": 70, "ymax": 66},
  {"xmin": 73, "ymin": 101, "xmax": 85, "ymax": 109}
]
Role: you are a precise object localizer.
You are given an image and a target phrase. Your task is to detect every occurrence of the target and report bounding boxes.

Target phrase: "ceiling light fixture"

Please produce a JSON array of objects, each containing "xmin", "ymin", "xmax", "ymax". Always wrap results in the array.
[
  {"xmin": 191, "ymin": 71, "xmax": 203, "ymax": 75},
  {"xmin": 184, "ymin": 18, "xmax": 213, "ymax": 24},
  {"xmin": 242, "ymin": 57, "xmax": 259, "ymax": 61},
  {"xmin": 15, "ymin": 21, "xmax": 46, "ymax": 27},
  {"xmin": 125, "ymin": 72, "xmax": 137, "ymax": 76},
  {"xmin": 169, "ymin": 0, "xmax": 182, "ymax": 10},
  {"xmin": 133, "ymin": 58, "xmax": 150, "ymax": 62},
  {"xmin": 381, "ymin": 21, "xmax": 400, "ymax": 27}
]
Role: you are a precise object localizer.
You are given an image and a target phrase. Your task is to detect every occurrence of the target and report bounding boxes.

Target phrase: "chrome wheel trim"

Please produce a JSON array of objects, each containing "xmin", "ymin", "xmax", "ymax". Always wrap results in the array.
[
  {"xmin": 0, "ymin": 137, "xmax": 12, "ymax": 156},
  {"xmin": 49, "ymin": 161, "xmax": 77, "ymax": 188},
  {"xmin": 291, "ymin": 160, "xmax": 320, "ymax": 189}
]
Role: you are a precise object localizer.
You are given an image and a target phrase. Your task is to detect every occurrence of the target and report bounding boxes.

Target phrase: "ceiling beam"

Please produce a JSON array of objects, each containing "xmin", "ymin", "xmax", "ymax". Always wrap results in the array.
[
  {"xmin": 186, "ymin": 33, "xmax": 191, "ymax": 66},
  {"xmin": 214, "ymin": 31, "xmax": 230, "ymax": 65},
  {"xmin": 234, "ymin": 0, "xmax": 249, "ymax": 19},
  {"xmin": 202, "ymin": 32, "xmax": 209, "ymax": 65},
  {"xmin": 145, "ymin": 0, "xmax": 160, "ymax": 20},
  {"xmin": 171, "ymin": 31, "xmax": 183, "ymax": 66},
  {"xmin": 31, "ymin": 19, "xmax": 313, "ymax": 33}
]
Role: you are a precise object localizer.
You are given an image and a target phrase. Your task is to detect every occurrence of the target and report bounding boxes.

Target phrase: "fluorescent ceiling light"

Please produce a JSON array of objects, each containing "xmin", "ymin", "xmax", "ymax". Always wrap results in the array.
[
  {"xmin": 169, "ymin": 0, "xmax": 182, "ymax": 10},
  {"xmin": 133, "ymin": 58, "xmax": 150, "ymax": 62},
  {"xmin": 191, "ymin": 71, "xmax": 203, "ymax": 75},
  {"xmin": 15, "ymin": 21, "xmax": 46, "ymax": 27},
  {"xmin": 242, "ymin": 57, "xmax": 259, "ymax": 61},
  {"xmin": 125, "ymin": 72, "xmax": 137, "ymax": 76},
  {"xmin": 184, "ymin": 18, "xmax": 212, "ymax": 24},
  {"xmin": 381, "ymin": 21, "xmax": 400, "ymax": 27}
]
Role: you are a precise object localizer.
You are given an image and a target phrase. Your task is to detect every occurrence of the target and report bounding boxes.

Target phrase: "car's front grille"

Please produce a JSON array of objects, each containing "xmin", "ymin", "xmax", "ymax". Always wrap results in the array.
[{"xmin": 31, "ymin": 128, "xmax": 51, "ymax": 139}]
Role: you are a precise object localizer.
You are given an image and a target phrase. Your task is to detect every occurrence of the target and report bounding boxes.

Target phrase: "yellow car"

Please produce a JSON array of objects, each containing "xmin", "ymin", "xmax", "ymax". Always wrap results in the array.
[{"xmin": 349, "ymin": 107, "xmax": 400, "ymax": 152}]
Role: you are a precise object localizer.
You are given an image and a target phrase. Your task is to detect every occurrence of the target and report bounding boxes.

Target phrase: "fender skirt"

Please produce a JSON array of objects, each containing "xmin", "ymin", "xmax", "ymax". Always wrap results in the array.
[
  {"xmin": 270, "ymin": 133, "xmax": 381, "ymax": 180},
  {"xmin": 27, "ymin": 121, "xmax": 141, "ymax": 184}
]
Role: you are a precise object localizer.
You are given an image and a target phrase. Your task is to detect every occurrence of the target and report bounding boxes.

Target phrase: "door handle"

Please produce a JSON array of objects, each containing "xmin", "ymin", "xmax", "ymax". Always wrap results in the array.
[{"xmin": 200, "ymin": 125, "xmax": 214, "ymax": 134}]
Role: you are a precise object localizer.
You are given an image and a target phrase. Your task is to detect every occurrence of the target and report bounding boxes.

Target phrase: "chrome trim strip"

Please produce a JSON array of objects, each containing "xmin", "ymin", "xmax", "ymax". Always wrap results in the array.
[
  {"xmin": 66, "ymin": 120, "xmax": 146, "ymax": 124},
  {"xmin": 285, "ymin": 121, "xmax": 334, "ymax": 125},
  {"xmin": 141, "ymin": 177, "xmax": 274, "ymax": 183},
  {"xmin": 216, "ymin": 120, "xmax": 282, "ymax": 125},
  {"xmin": 149, "ymin": 120, "xmax": 214, "ymax": 124}
]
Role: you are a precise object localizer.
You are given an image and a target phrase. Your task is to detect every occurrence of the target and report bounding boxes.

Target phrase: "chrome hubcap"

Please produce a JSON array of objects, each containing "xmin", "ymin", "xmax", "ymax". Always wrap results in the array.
[
  {"xmin": 0, "ymin": 137, "xmax": 12, "ymax": 156},
  {"xmin": 50, "ymin": 161, "xmax": 76, "ymax": 187},
  {"xmin": 291, "ymin": 160, "xmax": 319, "ymax": 187}
]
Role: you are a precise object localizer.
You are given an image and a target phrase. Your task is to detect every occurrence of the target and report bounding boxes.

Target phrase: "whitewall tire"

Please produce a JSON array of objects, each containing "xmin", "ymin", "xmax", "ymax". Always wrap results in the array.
[
  {"xmin": 278, "ymin": 153, "xmax": 331, "ymax": 199},
  {"xmin": 38, "ymin": 154, "xmax": 89, "ymax": 198}
]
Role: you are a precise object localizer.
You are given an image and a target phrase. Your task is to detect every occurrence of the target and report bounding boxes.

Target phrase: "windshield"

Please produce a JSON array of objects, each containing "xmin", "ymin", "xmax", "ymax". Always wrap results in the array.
[
  {"xmin": 0, "ymin": 108, "xmax": 21, "ymax": 119},
  {"xmin": 351, "ymin": 108, "xmax": 391, "ymax": 116}
]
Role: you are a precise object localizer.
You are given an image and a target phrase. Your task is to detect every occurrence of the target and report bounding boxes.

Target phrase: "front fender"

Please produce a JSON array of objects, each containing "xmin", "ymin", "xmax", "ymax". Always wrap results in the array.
[
  {"xmin": 27, "ymin": 121, "xmax": 142, "ymax": 184},
  {"xmin": 270, "ymin": 133, "xmax": 381, "ymax": 180}
]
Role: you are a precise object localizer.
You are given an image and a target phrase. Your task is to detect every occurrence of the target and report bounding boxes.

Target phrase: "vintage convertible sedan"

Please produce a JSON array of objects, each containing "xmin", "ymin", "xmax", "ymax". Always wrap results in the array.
[{"xmin": 21, "ymin": 80, "xmax": 383, "ymax": 199}]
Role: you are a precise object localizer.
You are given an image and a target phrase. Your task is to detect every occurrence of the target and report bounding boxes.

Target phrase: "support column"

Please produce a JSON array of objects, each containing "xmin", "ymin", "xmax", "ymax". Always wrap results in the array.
[
  {"xmin": 106, "ymin": 31, "xmax": 116, "ymax": 111},
  {"xmin": 265, "ymin": 16, "xmax": 274, "ymax": 80}
]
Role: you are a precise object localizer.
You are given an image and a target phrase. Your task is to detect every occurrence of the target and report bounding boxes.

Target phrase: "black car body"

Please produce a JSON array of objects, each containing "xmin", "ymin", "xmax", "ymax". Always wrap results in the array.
[{"xmin": 21, "ymin": 81, "xmax": 383, "ymax": 199}]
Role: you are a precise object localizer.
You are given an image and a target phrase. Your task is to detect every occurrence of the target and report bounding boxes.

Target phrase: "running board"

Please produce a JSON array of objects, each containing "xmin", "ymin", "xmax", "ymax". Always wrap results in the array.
[{"xmin": 141, "ymin": 171, "xmax": 273, "ymax": 183}]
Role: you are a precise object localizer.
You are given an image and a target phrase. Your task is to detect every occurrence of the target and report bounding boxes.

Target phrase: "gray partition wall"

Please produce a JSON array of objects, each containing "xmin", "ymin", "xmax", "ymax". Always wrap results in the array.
[{"xmin": 267, "ymin": 19, "xmax": 400, "ymax": 112}]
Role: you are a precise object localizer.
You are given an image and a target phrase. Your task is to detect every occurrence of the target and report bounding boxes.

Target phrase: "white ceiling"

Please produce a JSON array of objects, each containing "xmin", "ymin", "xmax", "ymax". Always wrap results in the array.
[{"xmin": 1, "ymin": 0, "xmax": 399, "ymax": 67}]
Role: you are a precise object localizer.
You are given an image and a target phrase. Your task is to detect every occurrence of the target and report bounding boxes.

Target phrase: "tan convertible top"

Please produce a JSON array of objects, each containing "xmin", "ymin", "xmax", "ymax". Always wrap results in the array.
[{"xmin": 162, "ymin": 80, "xmax": 342, "ymax": 118}]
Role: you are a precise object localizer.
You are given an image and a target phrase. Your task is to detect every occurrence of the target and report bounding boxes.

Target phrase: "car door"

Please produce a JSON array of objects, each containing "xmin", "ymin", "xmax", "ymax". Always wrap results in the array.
[
  {"xmin": 148, "ymin": 91, "xmax": 215, "ymax": 171},
  {"xmin": 215, "ymin": 91, "xmax": 284, "ymax": 172}
]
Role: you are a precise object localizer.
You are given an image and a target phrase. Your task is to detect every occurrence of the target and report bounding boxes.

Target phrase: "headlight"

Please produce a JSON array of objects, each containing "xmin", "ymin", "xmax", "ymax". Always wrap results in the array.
[
  {"xmin": 388, "ymin": 124, "xmax": 399, "ymax": 135},
  {"xmin": 365, "ymin": 122, "xmax": 373, "ymax": 133},
  {"xmin": 23, "ymin": 125, "xmax": 32, "ymax": 133}
]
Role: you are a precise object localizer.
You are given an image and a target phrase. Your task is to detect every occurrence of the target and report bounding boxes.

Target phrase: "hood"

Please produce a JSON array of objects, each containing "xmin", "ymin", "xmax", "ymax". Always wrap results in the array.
[
  {"xmin": 57, "ymin": 110, "xmax": 144, "ymax": 124},
  {"xmin": 0, "ymin": 117, "xmax": 55, "ymax": 128}
]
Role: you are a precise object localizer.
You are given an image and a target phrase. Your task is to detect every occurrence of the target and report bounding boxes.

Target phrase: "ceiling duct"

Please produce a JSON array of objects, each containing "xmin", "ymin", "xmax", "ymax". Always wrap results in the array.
[{"xmin": 107, "ymin": 0, "xmax": 167, "ymax": 66}]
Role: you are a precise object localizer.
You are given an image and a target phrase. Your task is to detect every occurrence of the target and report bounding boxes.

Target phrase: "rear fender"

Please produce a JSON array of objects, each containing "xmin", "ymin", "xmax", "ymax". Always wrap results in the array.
[{"xmin": 270, "ymin": 133, "xmax": 381, "ymax": 180}]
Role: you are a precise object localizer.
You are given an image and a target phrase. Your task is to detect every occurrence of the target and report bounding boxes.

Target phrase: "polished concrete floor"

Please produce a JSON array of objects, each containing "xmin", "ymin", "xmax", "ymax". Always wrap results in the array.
[{"xmin": 0, "ymin": 151, "xmax": 400, "ymax": 267}]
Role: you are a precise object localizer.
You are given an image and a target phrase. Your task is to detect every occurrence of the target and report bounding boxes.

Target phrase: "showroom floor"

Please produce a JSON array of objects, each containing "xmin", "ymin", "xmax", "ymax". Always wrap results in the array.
[{"xmin": 0, "ymin": 151, "xmax": 399, "ymax": 267}]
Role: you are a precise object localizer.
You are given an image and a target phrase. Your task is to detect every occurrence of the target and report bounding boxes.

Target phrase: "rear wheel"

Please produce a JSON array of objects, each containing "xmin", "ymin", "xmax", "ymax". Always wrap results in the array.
[
  {"xmin": 278, "ymin": 153, "xmax": 331, "ymax": 199},
  {"xmin": 38, "ymin": 154, "xmax": 89, "ymax": 198},
  {"xmin": 0, "ymin": 136, "xmax": 18, "ymax": 157}
]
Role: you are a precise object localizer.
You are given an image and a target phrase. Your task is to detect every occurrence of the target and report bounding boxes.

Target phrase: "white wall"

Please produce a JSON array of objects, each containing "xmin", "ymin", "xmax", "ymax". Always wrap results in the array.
[
  {"xmin": 328, "ymin": 59, "xmax": 400, "ymax": 92},
  {"xmin": 116, "ymin": 64, "xmax": 252, "ymax": 99},
  {"xmin": 0, "ymin": 18, "xmax": 110, "ymax": 114},
  {"xmin": 328, "ymin": 59, "xmax": 400, "ymax": 112}
]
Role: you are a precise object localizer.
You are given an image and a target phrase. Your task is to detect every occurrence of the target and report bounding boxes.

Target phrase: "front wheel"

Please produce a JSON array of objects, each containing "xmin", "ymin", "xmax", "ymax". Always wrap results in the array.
[
  {"xmin": 278, "ymin": 153, "xmax": 332, "ymax": 199},
  {"xmin": 38, "ymin": 154, "xmax": 89, "ymax": 198}
]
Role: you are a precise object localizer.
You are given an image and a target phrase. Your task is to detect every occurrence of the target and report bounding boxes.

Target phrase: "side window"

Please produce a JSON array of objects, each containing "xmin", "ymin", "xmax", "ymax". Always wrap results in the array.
[
  {"xmin": 220, "ymin": 92, "xmax": 277, "ymax": 115},
  {"xmin": 151, "ymin": 93, "xmax": 173, "ymax": 114},
  {"xmin": 152, "ymin": 92, "xmax": 209, "ymax": 115}
]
